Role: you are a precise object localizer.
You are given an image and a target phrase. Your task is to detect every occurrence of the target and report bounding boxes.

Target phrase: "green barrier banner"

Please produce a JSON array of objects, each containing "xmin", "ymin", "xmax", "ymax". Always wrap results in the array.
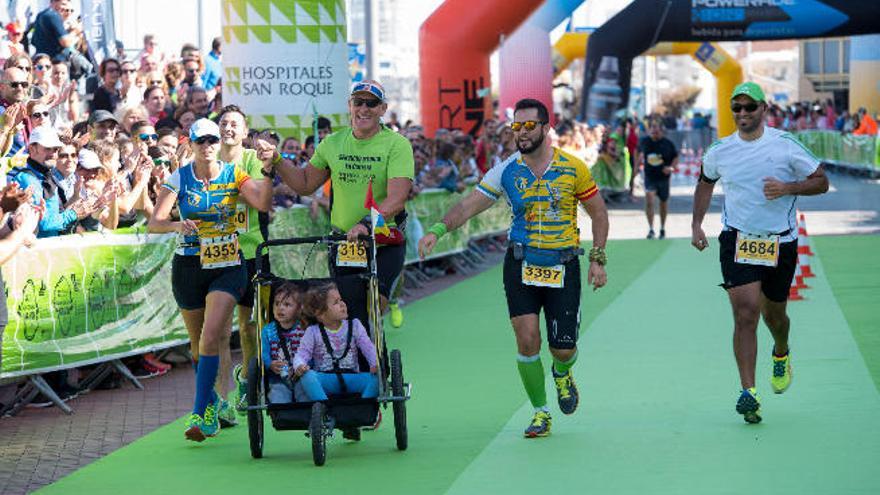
[
  {"xmin": 1, "ymin": 230, "xmax": 187, "ymax": 379},
  {"xmin": 795, "ymin": 131, "xmax": 879, "ymax": 170},
  {"xmin": 1, "ymin": 190, "xmax": 511, "ymax": 378}
]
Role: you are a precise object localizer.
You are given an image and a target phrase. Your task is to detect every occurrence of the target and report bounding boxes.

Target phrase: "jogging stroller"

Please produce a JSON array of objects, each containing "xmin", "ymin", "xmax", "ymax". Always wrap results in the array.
[{"xmin": 244, "ymin": 234, "xmax": 411, "ymax": 466}]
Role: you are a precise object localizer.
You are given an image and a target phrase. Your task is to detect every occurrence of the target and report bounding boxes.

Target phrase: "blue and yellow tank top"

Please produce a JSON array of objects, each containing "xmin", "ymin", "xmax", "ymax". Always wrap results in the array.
[
  {"xmin": 477, "ymin": 148, "xmax": 598, "ymax": 250},
  {"xmin": 162, "ymin": 161, "xmax": 251, "ymax": 256}
]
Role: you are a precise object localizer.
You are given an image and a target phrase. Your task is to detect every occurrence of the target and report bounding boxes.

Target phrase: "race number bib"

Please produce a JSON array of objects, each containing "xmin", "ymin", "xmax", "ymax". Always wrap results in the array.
[
  {"xmin": 234, "ymin": 203, "xmax": 249, "ymax": 234},
  {"xmin": 734, "ymin": 232, "xmax": 779, "ymax": 267},
  {"xmin": 522, "ymin": 262, "xmax": 565, "ymax": 288},
  {"xmin": 199, "ymin": 235, "xmax": 241, "ymax": 269},
  {"xmin": 647, "ymin": 153, "xmax": 663, "ymax": 166},
  {"xmin": 336, "ymin": 241, "xmax": 367, "ymax": 268}
]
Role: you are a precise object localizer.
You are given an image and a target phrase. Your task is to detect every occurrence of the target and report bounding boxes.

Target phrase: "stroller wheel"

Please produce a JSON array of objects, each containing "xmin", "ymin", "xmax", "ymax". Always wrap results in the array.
[{"xmin": 310, "ymin": 402, "xmax": 327, "ymax": 466}]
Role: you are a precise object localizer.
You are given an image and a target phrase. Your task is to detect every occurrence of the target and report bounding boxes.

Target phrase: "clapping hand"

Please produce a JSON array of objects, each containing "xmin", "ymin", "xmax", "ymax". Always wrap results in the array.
[{"xmin": 0, "ymin": 182, "xmax": 33, "ymax": 213}]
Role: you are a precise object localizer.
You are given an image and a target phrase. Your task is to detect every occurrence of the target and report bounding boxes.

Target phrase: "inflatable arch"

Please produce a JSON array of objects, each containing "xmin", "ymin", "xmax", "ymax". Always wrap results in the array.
[
  {"xmin": 553, "ymin": 32, "xmax": 743, "ymax": 137},
  {"xmin": 419, "ymin": 0, "xmax": 544, "ymax": 137},
  {"xmin": 581, "ymin": 0, "xmax": 880, "ymax": 136},
  {"xmin": 498, "ymin": 0, "xmax": 585, "ymax": 125}
]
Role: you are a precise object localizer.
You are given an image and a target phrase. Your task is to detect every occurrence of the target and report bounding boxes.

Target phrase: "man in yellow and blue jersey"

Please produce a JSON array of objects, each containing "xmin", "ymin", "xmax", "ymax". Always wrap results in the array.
[{"xmin": 418, "ymin": 99, "xmax": 609, "ymax": 438}]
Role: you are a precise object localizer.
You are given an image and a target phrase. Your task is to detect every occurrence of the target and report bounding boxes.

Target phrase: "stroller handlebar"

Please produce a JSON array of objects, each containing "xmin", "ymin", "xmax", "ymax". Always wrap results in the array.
[{"xmin": 255, "ymin": 234, "xmax": 374, "ymax": 275}]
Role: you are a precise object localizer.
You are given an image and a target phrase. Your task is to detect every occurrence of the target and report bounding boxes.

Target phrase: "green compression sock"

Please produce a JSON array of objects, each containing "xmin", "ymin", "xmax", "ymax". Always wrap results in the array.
[
  {"xmin": 552, "ymin": 351, "xmax": 578, "ymax": 377},
  {"xmin": 517, "ymin": 354, "xmax": 547, "ymax": 408}
]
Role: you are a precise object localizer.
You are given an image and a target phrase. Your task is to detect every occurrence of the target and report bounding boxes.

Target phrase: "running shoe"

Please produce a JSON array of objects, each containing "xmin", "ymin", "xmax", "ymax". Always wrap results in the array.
[
  {"xmin": 647, "ymin": 229, "xmax": 656, "ymax": 240},
  {"xmin": 202, "ymin": 401, "xmax": 221, "ymax": 437},
  {"xmin": 553, "ymin": 369, "xmax": 579, "ymax": 415},
  {"xmin": 770, "ymin": 351, "xmax": 792, "ymax": 394},
  {"xmin": 218, "ymin": 398, "xmax": 238, "ymax": 428},
  {"xmin": 735, "ymin": 388, "xmax": 762, "ymax": 424},
  {"xmin": 184, "ymin": 414, "xmax": 206, "ymax": 442},
  {"xmin": 389, "ymin": 303, "xmax": 404, "ymax": 328},
  {"xmin": 342, "ymin": 427, "xmax": 362, "ymax": 441},
  {"xmin": 232, "ymin": 364, "xmax": 247, "ymax": 416},
  {"xmin": 523, "ymin": 410, "xmax": 552, "ymax": 438},
  {"xmin": 659, "ymin": 229, "xmax": 666, "ymax": 240}
]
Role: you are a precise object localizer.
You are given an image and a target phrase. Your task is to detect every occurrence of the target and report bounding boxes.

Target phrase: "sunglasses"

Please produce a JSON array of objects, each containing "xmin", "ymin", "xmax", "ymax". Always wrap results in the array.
[
  {"xmin": 16, "ymin": 65, "xmax": 31, "ymax": 72},
  {"xmin": 58, "ymin": 153, "xmax": 76, "ymax": 159},
  {"xmin": 351, "ymin": 97, "xmax": 382, "ymax": 108},
  {"xmin": 731, "ymin": 103, "xmax": 760, "ymax": 114},
  {"xmin": 509, "ymin": 121, "xmax": 545, "ymax": 132},
  {"xmin": 139, "ymin": 133, "xmax": 159, "ymax": 141},
  {"xmin": 149, "ymin": 80, "xmax": 164, "ymax": 86},
  {"xmin": 35, "ymin": 64, "xmax": 50, "ymax": 71},
  {"xmin": 280, "ymin": 152, "xmax": 298, "ymax": 160},
  {"xmin": 153, "ymin": 158, "xmax": 171, "ymax": 167},
  {"xmin": 5, "ymin": 81, "xmax": 29, "ymax": 88},
  {"xmin": 122, "ymin": 68, "xmax": 136, "ymax": 74},
  {"xmin": 194, "ymin": 135, "xmax": 220, "ymax": 145},
  {"xmin": 31, "ymin": 111, "xmax": 50, "ymax": 119}
]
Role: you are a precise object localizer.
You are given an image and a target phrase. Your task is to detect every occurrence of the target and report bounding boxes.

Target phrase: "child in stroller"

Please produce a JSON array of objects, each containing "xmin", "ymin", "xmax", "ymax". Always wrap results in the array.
[
  {"xmin": 293, "ymin": 281, "xmax": 379, "ymax": 401},
  {"xmin": 260, "ymin": 281, "xmax": 307, "ymax": 403}
]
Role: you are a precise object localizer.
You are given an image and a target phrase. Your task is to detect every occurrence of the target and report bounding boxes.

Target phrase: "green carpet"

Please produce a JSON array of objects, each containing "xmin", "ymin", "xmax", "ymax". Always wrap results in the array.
[
  {"xmin": 38, "ymin": 239, "xmax": 667, "ymax": 495},
  {"xmin": 39, "ymin": 238, "xmax": 880, "ymax": 495},
  {"xmin": 813, "ymin": 235, "xmax": 880, "ymax": 391}
]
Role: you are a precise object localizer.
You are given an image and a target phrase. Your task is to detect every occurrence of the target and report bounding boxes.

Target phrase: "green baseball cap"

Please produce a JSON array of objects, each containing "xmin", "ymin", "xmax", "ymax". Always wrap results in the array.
[{"xmin": 731, "ymin": 82, "xmax": 765, "ymax": 102}]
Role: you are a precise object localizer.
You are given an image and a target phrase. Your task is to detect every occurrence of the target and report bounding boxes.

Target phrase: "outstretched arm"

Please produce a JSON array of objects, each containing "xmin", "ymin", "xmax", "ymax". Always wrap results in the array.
[{"xmin": 418, "ymin": 189, "xmax": 495, "ymax": 259}]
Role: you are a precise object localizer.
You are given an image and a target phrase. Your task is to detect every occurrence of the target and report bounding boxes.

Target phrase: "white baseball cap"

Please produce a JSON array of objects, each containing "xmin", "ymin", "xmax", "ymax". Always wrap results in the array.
[
  {"xmin": 189, "ymin": 118, "xmax": 221, "ymax": 141},
  {"xmin": 29, "ymin": 126, "xmax": 63, "ymax": 148},
  {"xmin": 78, "ymin": 148, "xmax": 103, "ymax": 170}
]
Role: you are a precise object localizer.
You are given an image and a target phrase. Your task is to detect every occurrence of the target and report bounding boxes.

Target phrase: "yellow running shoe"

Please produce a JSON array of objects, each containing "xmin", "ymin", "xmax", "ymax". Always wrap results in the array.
[
  {"xmin": 523, "ymin": 410, "xmax": 552, "ymax": 438},
  {"xmin": 390, "ymin": 303, "xmax": 404, "ymax": 328},
  {"xmin": 770, "ymin": 351, "xmax": 792, "ymax": 394}
]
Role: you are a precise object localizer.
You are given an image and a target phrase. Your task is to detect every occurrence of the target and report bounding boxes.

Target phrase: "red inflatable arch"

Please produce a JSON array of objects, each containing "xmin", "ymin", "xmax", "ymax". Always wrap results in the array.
[{"xmin": 419, "ymin": 0, "xmax": 544, "ymax": 137}]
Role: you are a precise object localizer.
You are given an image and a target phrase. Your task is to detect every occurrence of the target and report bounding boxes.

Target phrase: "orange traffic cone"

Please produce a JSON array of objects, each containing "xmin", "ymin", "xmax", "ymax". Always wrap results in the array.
[
  {"xmin": 798, "ymin": 252, "xmax": 815, "ymax": 278},
  {"xmin": 797, "ymin": 212, "xmax": 815, "ymax": 256},
  {"xmin": 788, "ymin": 276, "xmax": 804, "ymax": 301},
  {"xmin": 794, "ymin": 261, "xmax": 809, "ymax": 290}
]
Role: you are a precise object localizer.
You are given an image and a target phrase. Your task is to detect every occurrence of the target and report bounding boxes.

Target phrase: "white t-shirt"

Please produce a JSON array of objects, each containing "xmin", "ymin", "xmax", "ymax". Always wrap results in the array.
[{"xmin": 702, "ymin": 126, "xmax": 820, "ymax": 242}]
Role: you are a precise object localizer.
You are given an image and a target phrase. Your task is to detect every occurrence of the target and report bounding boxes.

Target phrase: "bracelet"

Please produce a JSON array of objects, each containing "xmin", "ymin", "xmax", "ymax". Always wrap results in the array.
[
  {"xmin": 588, "ymin": 246, "xmax": 607, "ymax": 266},
  {"xmin": 427, "ymin": 222, "xmax": 447, "ymax": 239},
  {"xmin": 271, "ymin": 153, "xmax": 283, "ymax": 166},
  {"xmin": 261, "ymin": 167, "xmax": 276, "ymax": 179}
]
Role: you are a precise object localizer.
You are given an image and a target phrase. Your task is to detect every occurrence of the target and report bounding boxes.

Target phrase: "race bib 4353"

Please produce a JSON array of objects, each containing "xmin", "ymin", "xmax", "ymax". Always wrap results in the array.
[{"xmin": 200, "ymin": 235, "xmax": 241, "ymax": 269}]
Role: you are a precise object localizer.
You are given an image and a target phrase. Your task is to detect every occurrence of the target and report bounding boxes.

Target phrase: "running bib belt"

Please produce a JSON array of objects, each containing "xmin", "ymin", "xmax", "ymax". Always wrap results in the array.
[
  {"xmin": 336, "ymin": 241, "xmax": 367, "ymax": 268},
  {"xmin": 522, "ymin": 262, "xmax": 565, "ymax": 288},
  {"xmin": 199, "ymin": 235, "xmax": 241, "ymax": 269},
  {"xmin": 734, "ymin": 232, "xmax": 779, "ymax": 267}
]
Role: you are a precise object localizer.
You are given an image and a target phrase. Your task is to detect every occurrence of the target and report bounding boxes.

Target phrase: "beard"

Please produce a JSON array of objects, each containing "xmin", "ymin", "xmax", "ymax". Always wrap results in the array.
[{"xmin": 516, "ymin": 133, "xmax": 544, "ymax": 154}]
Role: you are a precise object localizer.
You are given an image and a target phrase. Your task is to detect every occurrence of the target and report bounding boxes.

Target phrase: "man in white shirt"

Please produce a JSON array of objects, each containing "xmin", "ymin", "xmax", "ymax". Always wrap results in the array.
[{"xmin": 691, "ymin": 82, "xmax": 829, "ymax": 424}]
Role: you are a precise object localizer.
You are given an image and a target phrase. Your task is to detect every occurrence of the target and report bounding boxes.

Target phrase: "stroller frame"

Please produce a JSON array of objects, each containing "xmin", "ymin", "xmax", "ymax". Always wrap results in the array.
[{"xmin": 244, "ymin": 234, "xmax": 411, "ymax": 466}]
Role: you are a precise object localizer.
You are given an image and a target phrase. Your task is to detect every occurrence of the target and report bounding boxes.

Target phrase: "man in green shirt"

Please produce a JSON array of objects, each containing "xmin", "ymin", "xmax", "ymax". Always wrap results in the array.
[
  {"xmin": 271, "ymin": 80, "xmax": 414, "ymax": 307},
  {"xmin": 215, "ymin": 104, "xmax": 274, "ymax": 421}
]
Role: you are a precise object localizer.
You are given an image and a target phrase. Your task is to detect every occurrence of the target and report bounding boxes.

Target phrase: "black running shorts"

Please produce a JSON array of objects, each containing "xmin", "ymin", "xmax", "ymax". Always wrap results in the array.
[
  {"xmin": 329, "ymin": 243, "xmax": 405, "ymax": 299},
  {"xmin": 718, "ymin": 230, "xmax": 798, "ymax": 302},
  {"xmin": 171, "ymin": 254, "xmax": 248, "ymax": 310},
  {"xmin": 644, "ymin": 174, "xmax": 671, "ymax": 201},
  {"xmin": 502, "ymin": 248, "xmax": 581, "ymax": 350}
]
